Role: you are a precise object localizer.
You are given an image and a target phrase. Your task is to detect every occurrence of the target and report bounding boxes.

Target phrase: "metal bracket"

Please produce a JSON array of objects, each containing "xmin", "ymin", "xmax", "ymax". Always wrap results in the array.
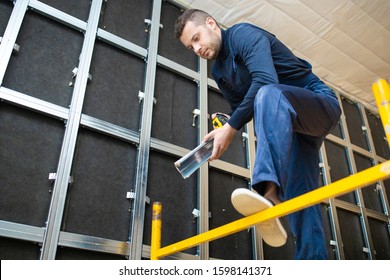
[
  {"xmin": 126, "ymin": 191, "xmax": 150, "ymax": 204},
  {"xmin": 69, "ymin": 67, "xmax": 92, "ymax": 87},
  {"xmin": 0, "ymin": 36, "xmax": 20, "ymax": 53},
  {"xmin": 138, "ymin": 91, "xmax": 157, "ymax": 104},
  {"xmin": 192, "ymin": 208, "xmax": 200, "ymax": 218},
  {"xmin": 329, "ymin": 240, "xmax": 337, "ymax": 246},
  {"xmin": 242, "ymin": 132, "xmax": 248, "ymax": 147},
  {"xmin": 192, "ymin": 208, "xmax": 211, "ymax": 219},
  {"xmin": 192, "ymin": 109, "xmax": 200, "ymax": 127},
  {"xmin": 48, "ymin": 173, "xmax": 73, "ymax": 184},
  {"xmin": 319, "ymin": 162, "xmax": 331, "ymax": 170},
  {"xmin": 144, "ymin": 19, "xmax": 163, "ymax": 32}
]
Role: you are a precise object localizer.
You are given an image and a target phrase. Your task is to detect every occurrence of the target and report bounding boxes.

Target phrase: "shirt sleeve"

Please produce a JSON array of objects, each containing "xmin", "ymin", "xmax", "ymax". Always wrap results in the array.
[{"xmin": 227, "ymin": 25, "xmax": 279, "ymax": 130}]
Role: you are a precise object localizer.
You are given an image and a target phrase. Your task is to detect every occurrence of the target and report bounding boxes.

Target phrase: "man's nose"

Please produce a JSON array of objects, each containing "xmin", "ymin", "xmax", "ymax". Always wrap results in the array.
[{"xmin": 193, "ymin": 43, "xmax": 201, "ymax": 55}]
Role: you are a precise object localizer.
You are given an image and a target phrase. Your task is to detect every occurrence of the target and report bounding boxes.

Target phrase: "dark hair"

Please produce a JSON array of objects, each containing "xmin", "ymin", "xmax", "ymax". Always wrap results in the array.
[{"xmin": 174, "ymin": 9, "xmax": 216, "ymax": 39}]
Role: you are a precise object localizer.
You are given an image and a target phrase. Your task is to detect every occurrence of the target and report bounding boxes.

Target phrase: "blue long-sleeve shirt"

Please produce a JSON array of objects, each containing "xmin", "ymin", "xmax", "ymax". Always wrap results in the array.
[{"xmin": 212, "ymin": 23, "xmax": 320, "ymax": 130}]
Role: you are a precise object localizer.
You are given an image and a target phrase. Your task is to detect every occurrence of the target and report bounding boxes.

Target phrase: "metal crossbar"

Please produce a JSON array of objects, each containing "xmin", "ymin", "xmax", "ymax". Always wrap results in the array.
[{"xmin": 150, "ymin": 79, "xmax": 390, "ymax": 260}]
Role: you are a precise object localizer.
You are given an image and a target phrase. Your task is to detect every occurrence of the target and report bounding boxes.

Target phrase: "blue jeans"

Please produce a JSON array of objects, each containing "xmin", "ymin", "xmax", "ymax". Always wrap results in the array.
[{"xmin": 251, "ymin": 82, "xmax": 341, "ymax": 259}]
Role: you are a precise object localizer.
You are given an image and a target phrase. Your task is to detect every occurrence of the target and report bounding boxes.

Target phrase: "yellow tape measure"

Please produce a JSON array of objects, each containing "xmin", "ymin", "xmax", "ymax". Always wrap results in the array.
[{"xmin": 212, "ymin": 113, "xmax": 228, "ymax": 129}]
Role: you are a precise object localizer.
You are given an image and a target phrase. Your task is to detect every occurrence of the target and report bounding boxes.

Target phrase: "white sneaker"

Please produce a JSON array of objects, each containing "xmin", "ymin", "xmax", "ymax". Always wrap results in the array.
[{"xmin": 231, "ymin": 188, "xmax": 287, "ymax": 247}]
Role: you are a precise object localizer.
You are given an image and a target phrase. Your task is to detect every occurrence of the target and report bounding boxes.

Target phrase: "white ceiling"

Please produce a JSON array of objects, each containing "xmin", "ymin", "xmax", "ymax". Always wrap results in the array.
[{"xmin": 171, "ymin": 0, "xmax": 390, "ymax": 112}]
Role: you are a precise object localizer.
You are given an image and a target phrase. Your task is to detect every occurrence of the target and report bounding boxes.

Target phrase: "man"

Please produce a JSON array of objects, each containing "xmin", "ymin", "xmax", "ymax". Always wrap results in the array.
[{"xmin": 174, "ymin": 9, "xmax": 341, "ymax": 259}]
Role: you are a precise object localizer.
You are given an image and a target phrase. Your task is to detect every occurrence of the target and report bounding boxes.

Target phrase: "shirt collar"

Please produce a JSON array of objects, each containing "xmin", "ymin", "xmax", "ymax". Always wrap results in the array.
[{"xmin": 217, "ymin": 29, "xmax": 229, "ymax": 60}]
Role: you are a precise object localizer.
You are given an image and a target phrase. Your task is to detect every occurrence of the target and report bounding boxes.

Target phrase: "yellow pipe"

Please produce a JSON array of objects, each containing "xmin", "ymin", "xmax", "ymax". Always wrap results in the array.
[
  {"xmin": 151, "ymin": 202, "xmax": 162, "ymax": 260},
  {"xmin": 372, "ymin": 79, "xmax": 390, "ymax": 146},
  {"xmin": 154, "ymin": 161, "xmax": 390, "ymax": 259}
]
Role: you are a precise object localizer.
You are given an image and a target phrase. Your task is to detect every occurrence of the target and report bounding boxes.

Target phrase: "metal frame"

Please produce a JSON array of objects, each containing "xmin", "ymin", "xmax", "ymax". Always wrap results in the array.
[
  {"xmin": 197, "ymin": 57, "xmax": 209, "ymax": 259},
  {"xmin": 245, "ymin": 120, "xmax": 261, "ymax": 260},
  {"xmin": 0, "ymin": 0, "xmax": 389, "ymax": 260},
  {"xmin": 128, "ymin": 0, "xmax": 162, "ymax": 260},
  {"xmin": 320, "ymin": 142, "xmax": 342, "ymax": 259},
  {"xmin": 337, "ymin": 94, "xmax": 374, "ymax": 259},
  {"xmin": 361, "ymin": 104, "xmax": 390, "ymax": 218},
  {"xmin": 40, "ymin": 0, "xmax": 103, "ymax": 260}
]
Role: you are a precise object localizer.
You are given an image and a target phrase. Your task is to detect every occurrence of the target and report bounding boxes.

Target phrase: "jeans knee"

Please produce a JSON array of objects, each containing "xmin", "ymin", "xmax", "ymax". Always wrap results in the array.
[{"xmin": 256, "ymin": 84, "xmax": 280, "ymax": 102}]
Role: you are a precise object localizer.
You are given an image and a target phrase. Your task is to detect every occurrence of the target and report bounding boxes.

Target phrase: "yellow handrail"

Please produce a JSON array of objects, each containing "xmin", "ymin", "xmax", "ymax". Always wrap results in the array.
[{"xmin": 372, "ymin": 79, "xmax": 390, "ymax": 145}]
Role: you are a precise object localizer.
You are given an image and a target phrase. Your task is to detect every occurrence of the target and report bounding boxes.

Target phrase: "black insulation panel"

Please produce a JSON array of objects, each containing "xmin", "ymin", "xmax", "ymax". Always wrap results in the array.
[
  {"xmin": 366, "ymin": 110, "xmax": 390, "ymax": 159},
  {"xmin": 368, "ymin": 218, "xmax": 390, "ymax": 260},
  {"xmin": 144, "ymin": 151, "xmax": 197, "ymax": 255},
  {"xmin": 83, "ymin": 40, "xmax": 144, "ymax": 131},
  {"xmin": 3, "ymin": 10, "xmax": 83, "ymax": 108},
  {"xmin": 152, "ymin": 66, "xmax": 198, "ymax": 150},
  {"xmin": 61, "ymin": 128, "xmax": 136, "ymax": 241},
  {"xmin": 158, "ymin": 1, "xmax": 198, "ymax": 71},
  {"xmin": 0, "ymin": 1, "xmax": 13, "ymax": 35},
  {"xmin": 208, "ymin": 89, "xmax": 247, "ymax": 168},
  {"xmin": 39, "ymin": 0, "xmax": 91, "ymax": 21},
  {"xmin": 354, "ymin": 153, "xmax": 382, "ymax": 212},
  {"xmin": 1, "ymin": 0, "xmax": 389, "ymax": 261},
  {"xmin": 330, "ymin": 118, "xmax": 343, "ymax": 139},
  {"xmin": 208, "ymin": 170, "xmax": 252, "ymax": 259},
  {"xmin": 0, "ymin": 237, "xmax": 41, "ymax": 260},
  {"xmin": 99, "ymin": 0, "xmax": 151, "ymax": 49},
  {"xmin": 337, "ymin": 209, "xmax": 367, "ymax": 260},
  {"xmin": 324, "ymin": 140, "xmax": 355, "ymax": 204},
  {"xmin": 0, "ymin": 103, "xmax": 64, "ymax": 226},
  {"xmin": 342, "ymin": 98, "xmax": 369, "ymax": 151}
]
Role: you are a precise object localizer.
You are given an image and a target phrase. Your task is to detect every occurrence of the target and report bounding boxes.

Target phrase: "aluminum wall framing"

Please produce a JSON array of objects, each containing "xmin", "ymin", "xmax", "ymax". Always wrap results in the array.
[{"xmin": 0, "ymin": 0, "xmax": 389, "ymax": 260}]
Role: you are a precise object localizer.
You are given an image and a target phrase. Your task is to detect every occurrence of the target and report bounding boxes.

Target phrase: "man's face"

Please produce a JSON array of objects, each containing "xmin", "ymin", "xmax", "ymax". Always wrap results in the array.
[{"xmin": 179, "ymin": 17, "xmax": 221, "ymax": 60}]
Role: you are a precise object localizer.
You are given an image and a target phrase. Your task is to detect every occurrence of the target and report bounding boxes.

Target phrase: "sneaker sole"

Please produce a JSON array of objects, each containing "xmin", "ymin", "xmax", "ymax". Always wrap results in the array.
[{"xmin": 231, "ymin": 188, "xmax": 287, "ymax": 247}]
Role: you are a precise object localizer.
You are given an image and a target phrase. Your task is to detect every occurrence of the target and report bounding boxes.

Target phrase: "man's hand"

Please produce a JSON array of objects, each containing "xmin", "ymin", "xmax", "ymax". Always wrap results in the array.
[{"xmin": 203, "ymin": 121, "xmax": 237, "ymax": 161}]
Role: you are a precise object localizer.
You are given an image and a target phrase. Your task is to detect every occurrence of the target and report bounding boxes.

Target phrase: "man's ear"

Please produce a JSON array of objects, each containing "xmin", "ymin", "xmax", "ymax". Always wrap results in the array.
[{"xmin": 206, "ymin": 17, "xmax": 217, "ymax": 30}]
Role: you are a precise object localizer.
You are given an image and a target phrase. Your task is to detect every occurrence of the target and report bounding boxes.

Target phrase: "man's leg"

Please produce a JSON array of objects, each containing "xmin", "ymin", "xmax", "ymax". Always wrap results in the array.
[
  {"xmin": 285, "ymin": 133, "xmax": 328, "ymax": 259},
  {"xmin": 251, "ymin": 84, "xmax": 296, "ymax": 191},
  {"xmin": 251, "ymin": 83, "xmax": 340, "ymax": 192},
  {"xmin": 247, "ymin": 84, "xmax": 339, "ymax": 258},
  {"xmin": 263, "ymin": 181, "xmax": 282, "ymax": 205},
  {"xmin": 232, "ymin": 84, "xmax": 297, "ymax": 247}
]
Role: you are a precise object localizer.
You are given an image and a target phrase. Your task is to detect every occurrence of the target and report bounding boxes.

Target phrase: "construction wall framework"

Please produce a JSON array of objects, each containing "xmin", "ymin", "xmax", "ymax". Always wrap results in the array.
[{"xmin": 0, "ymin": 0, "xmax": 389, "ymax": 260}]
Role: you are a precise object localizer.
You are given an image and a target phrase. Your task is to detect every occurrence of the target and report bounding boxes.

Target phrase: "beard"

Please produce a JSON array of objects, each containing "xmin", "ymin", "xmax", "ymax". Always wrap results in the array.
[{"xmin": 207, "ymin": 29, "xmax": 221, "ymax": 59}]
